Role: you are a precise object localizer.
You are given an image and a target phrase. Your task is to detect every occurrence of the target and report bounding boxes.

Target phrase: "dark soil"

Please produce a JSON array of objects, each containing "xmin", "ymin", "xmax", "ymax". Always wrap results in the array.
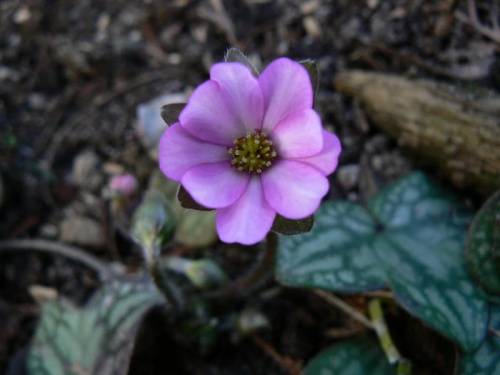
[{"xmin": 1, "ymin": 0, "xmax": 497, "ymax": 374}]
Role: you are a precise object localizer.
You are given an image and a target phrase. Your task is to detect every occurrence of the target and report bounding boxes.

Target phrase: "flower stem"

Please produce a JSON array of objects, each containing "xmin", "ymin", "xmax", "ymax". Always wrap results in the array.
[
  {"xmin": 144, "ymin": 245, "xmax": 184, "ymax": 314},
  {"xmin": 204, "ymin": 232, "xmax": 278, "ymax": 301},
  {"xmin": 368, "ymin": 298, "xmax": 412, "ymax": 374}
]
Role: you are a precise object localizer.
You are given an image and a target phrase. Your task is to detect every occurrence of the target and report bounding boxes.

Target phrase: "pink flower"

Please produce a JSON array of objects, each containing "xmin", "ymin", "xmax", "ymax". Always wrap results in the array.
[{"xmin": 159, "ymin": 58, "xmax": 341, "ymax": 245}]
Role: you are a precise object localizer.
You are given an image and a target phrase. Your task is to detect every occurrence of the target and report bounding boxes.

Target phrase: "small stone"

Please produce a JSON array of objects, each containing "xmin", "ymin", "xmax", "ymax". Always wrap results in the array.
[
  {"xmin": 38, "ymin": 223, "xmax": 59, "ymax": 239},
  {"xmin": 102, "ymin": 162, "xmax": 125, "ymax": 175},
  {"xmin": 28, "ymin": 93, "xmax": 47, "ymax": 110},
  {"xmin": 336, "ymin": 164, "xmax": 360, "ymax": 191},
  {"xmin": 13, "ymin": 7, "xmax": 31, "ymax": 24},
  {"xmin": 72, "ymin": 150, "xmax": 103, "ymax": 192},
  {"xmin": 136, "ymin": 93, "xmax": 187, "ymax": 160},
  {"xmin": 372, "ymin": 156, "xmax": 384, "ymax": 171},
  {"xmin": 59, "ymin": 216, "xmax": 105, "ymax": 249},
  {"xmin": 364, "ymin": 135, "xmax": 388, "ymax": 154}
]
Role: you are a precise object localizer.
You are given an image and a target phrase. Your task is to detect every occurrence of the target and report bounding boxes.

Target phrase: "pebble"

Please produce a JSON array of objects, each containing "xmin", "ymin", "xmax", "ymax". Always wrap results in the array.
[
  {"xmin": 59, "ymin": 216, "xmax": 105, "ymax": 249},
  {"xmin": 72, "ymin": 150, "xmax": 104, "ymax": 192},
  {"xmin": 336, "ymin": 164, "xmax": 360, "ymax": 191},
  {"xmin": 13, "ymin": 7, "xmax": 31, "ymax": 24},
  {"xmin": 136, "ymin": 93, "xmax": 187, "ymax": 160},
  {"xmin": 38, "ymin": 223, "xmax": 59, "ymax": 239}
]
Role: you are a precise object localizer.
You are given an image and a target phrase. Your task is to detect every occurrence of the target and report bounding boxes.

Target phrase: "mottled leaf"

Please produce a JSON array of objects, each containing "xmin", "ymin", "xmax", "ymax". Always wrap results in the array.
[
  {"xmin": 160, "ymin": 103, "xmax": 186, "ymax": 126},
  {"xmin": 177, "ymin": 185, "xmax": 213, "ymax": 211},
  {"xmin": 298, "ymin": 59, "xmax": 319, "ymax": 99},
  {"xmin": 272, "ymin": 214, "xmax": 314, "ymax": 235},
  {"xmin": 466, "ymin": 189, "xmax": 500, "ymax": 293},
  {"xmin": 277, "ymin": 201, "xmax": 386, "ymax": 293},
  {"xmin": 367, "ymin": 172, "xmax": 486, "ymax": 352},
  {"xmin": 224, "ymin": 47, "xmax": 259, "ymax": 76},
  {"xmin": 457, "ymin": 307, "xmax": 500, "ymax": 374},
  {"xmin": 304, "ymin": 337, "xmax": 396, "ymax": 375},
  {"xmin": 28, "ymin": 277, "xmax": 163, "ymax": 375},
  {"xmin": 278, "ymin": 172, "xmax": 488, "ymax": 351}
]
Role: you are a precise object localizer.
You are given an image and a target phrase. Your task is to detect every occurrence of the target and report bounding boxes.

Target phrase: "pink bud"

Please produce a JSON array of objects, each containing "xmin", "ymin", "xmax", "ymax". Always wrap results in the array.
[{"xmin": 109, "ymin": 173, "xmax": 139, "ymax": 198}]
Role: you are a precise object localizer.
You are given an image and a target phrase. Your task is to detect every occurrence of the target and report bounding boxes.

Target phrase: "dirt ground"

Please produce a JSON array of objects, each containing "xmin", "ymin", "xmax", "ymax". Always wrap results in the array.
[{"xmin": 0, "ymin": 0, "xmax": 498, "ymax": 374}]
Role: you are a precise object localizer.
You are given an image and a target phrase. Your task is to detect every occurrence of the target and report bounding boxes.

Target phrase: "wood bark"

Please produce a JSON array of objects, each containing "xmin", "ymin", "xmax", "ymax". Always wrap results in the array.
[{"xmin": 334, "ymin": 70, "xmax": 500, "ymax": 198}]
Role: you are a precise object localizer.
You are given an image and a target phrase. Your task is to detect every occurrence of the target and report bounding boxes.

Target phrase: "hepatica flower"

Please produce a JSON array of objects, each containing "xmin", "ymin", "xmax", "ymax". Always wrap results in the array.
[{"xmin": 159, "ymin": 58, "xmax": 341, "ymax": 245}]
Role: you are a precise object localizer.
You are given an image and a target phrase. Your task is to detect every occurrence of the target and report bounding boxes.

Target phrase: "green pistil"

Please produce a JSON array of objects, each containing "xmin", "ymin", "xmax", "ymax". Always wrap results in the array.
[{"xmin": 228, "ymin": 130, "xmax": 277, "ymax": 174}]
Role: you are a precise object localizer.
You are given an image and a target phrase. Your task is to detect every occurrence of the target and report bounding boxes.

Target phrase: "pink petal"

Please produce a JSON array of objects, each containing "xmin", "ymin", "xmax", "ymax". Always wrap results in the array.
[
  {"xmin": 181, "ymin": 162, "xmax": 250, "ymax": 209},
  {"xmin": 261, "ymin": 160, "xmax": 329, "ymax": 219},
  {"xmin": 180, "ymin": 63, "xmax": 264, "ymax": 146},
  {"xmin": 258, "ymin": 58, "xmax": 313, "ymax": 134},
  {"xmin": 216, "ymin": 176, "xmax": 276, "ymax": 245},
  {"xmin": 159, "ymin": 123, "xmax": 229, "ymax": 182},
  {"xmin": 210, "ymin": 63, "xmax": 264, "ymax": 133},
  {"xmin": 297, "ymin": 131, "xmax": 342, "ymax": 175},
  {"xmin": 271, "ymin": 109, "xmax": 323, "ymax": 158}
]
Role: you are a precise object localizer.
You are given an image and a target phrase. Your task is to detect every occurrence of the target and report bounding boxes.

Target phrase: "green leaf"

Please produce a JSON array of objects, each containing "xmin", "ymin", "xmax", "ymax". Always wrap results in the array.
[
  {"xmin": 466, "ymin": 189, "xmax": 500, "ymax": 293},
  {"xmin": 224, "ymin": 47, "xmax": 259, "ymax": 76},
  {"xmin": 298, "ymin": 59, "xmax": 319, "ymax": 99},
  {"xmin": 149, "ymin": 173, "xmax": 218, "ymax": 247},
  {"xmin": 304, "ymin": 337, "xmax": 396, "ymax": 375},
  {"xmin": 160, "ymin": 103, "xmax": 186, "ymax": 126},
  {"xmin": 457, "ymin": 307, "xmax": 500, "ymax": 374},
  {"xmin": 174, "ymin": 199, "xmax": 218, "ymax": 248},
  {"xmin": 271, "ymin": 214, "xmax": 314, "ymax": 235},
  {"xmin": 28, "ymin": 277, "xmax": 163, "ymax": 375},
  {"xmin": 278, "ymin": 172, "xmax": 488, "ymax": 351},
  {"xmin": 368, "ymin": 173, "xmax": 486, "ymax": 352},
  {"xmin": 277, "ymin": 201, "xmax": 386, "ymax": 292}
]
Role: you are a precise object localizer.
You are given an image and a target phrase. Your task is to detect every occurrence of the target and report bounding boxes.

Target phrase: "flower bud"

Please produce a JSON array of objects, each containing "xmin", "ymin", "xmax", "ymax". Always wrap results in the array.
[
  {"xmin": 131, "ymin": 190, "xmax": 176, "ymax": 265},
  {"xmin": 109, "ymin": 173, "xmax": 139, "ymax": 198}
]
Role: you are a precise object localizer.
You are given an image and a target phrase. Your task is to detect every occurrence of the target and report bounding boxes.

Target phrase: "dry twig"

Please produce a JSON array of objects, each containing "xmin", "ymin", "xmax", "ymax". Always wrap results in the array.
[{"xmin": 455, "ymin": 0, "xmax": 500, "ymax": 44}]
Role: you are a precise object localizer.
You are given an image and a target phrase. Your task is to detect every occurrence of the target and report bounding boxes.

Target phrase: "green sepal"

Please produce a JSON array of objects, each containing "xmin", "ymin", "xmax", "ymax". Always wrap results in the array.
[
  {"xmin": 160, "ymin": 103, "xmax": 186, "ymax": 126},
  {"xmin": 177, "ymin": 185, "xmax": 213, "ymax": 211},
  {"xmin": 224, "ymin": 47, "xmax": 259, "ymax": 77},
  {"xmin": 298, "ymin": 59, "xmax": 320, "ymax": 100},
  {"xmin": 271, "ymin": 214, "xmax": 314, "ymax": 235}
]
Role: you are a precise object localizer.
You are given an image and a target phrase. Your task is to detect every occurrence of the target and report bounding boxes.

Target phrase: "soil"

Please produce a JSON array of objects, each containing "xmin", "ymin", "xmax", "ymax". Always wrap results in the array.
[{"xmin": 0, "ymin": 0, "xmax": 497, "ymax": 374}]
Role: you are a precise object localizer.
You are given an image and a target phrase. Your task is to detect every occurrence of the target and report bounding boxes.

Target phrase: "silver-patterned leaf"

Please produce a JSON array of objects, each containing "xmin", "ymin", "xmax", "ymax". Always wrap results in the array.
[
  {"xmin": 28, "ymin": 277, "xmax": 163, "ymax": 375},
  {"xmin": 466, "ymin": 189, "xmax": 500, "ymax": 293},
  {"xmin": 277, "ymin": 172, "xmax": 488, "ymax": 352},
  {"xmin": 277, "ymin": 201, "xmax": 386, "ymax": 292}
]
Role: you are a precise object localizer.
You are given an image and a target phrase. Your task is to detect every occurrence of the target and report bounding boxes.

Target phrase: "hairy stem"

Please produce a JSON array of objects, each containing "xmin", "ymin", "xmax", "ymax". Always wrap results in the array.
[{"xmin": 204, "ymin": 232, "xmax": 278, "ymax": 301}]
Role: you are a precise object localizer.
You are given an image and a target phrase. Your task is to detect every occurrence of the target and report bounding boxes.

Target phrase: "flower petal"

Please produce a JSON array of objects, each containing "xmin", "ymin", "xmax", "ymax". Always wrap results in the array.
[
  {"xmin": 210, "ymin": 63, "xmax": 264, "ymax": 133},
  {"xmin": 180, "ymin": 63, "xmax": 264, "ymax": 146},
  {"xmin": 271, "ymin": 109, "xmax": 323, "ymax": 158},
  {"xmin": 297, "ymin": 130, "xmax": 342, "ymax": 175},
  {"xmin": 159, "ymin": 123, "xmax": 229, "ymax": 182},
  {"xmin": 181, "ymin": 162, "xmax": 250, "ymax": 208},
  {"xmin": 261, "ymin": 160, "xmax": 329, "ymax": 219},
  {"xmin": 258, "ymin": 58, "xmax": 313, "ymax": 134},
  {"xmin": 216, "ymin": 176, "xmax": 276, "ymax": 245}
]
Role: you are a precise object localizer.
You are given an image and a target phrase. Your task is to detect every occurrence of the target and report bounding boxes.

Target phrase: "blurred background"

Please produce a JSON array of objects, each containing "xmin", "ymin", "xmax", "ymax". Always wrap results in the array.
[{"xmin": 0, "ymin": 0, "xmax": 498, "ymax": 374}]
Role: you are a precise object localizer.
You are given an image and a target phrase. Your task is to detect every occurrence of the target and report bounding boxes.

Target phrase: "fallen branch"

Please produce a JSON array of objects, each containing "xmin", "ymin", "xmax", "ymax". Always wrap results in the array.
[{"xmin": 334, "ymin": 70, "xmax": 500, "ymax": 198}]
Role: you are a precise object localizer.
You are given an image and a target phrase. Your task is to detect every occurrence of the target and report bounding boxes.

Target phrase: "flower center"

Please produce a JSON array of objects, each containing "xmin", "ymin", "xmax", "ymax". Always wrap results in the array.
[{"xmin": 228, "ymin": 130, "xmax": 277, "ymax": 174}]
